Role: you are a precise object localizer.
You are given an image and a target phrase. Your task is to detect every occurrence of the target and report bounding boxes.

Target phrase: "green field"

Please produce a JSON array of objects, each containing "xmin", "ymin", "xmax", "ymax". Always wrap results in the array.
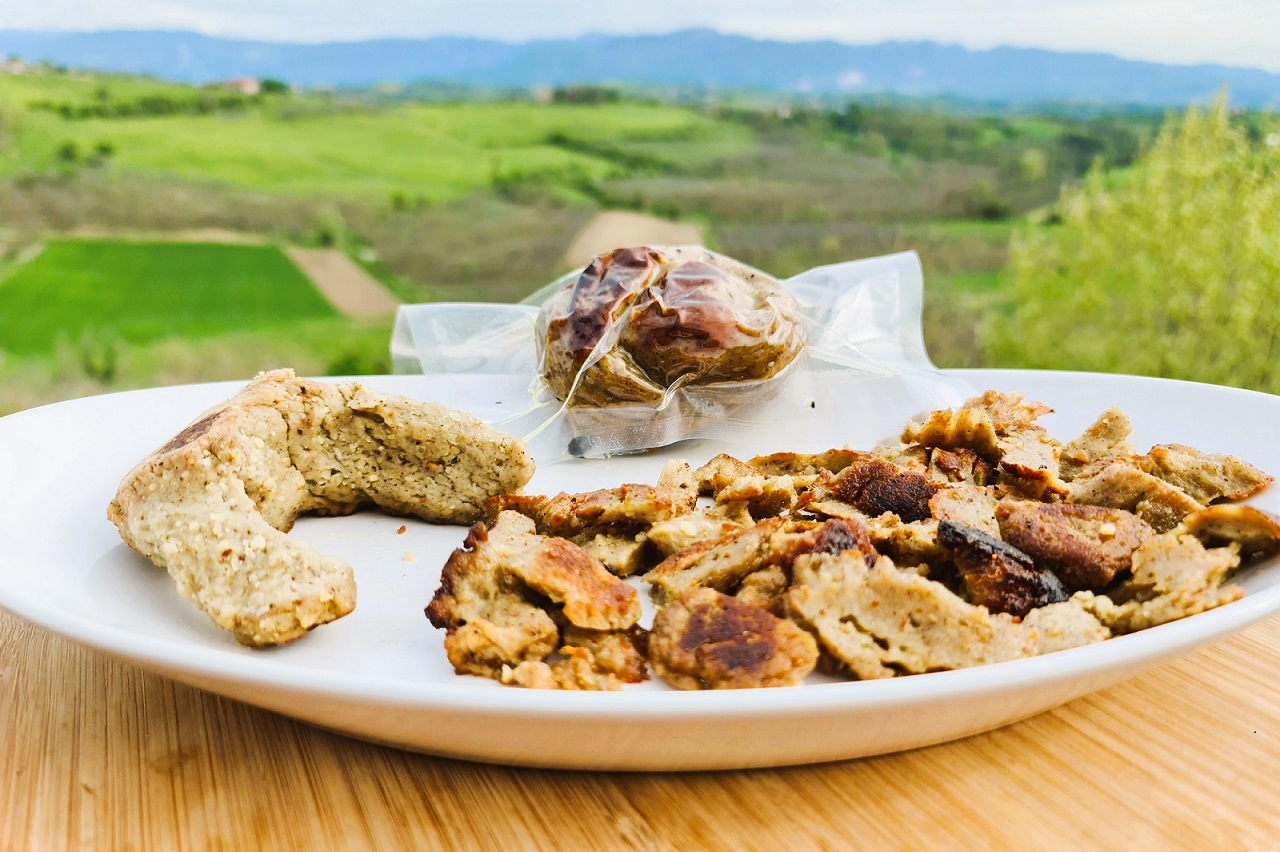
[{"xmin": 0, "ymin": 239, "xmax": 337, "ymax": 356}]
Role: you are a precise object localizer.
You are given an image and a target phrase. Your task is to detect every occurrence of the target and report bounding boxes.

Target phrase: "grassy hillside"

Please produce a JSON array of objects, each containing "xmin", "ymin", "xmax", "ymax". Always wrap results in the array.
[{"xmin": 0, "ymin": 239, "xmax": 336, "ymax": 356}]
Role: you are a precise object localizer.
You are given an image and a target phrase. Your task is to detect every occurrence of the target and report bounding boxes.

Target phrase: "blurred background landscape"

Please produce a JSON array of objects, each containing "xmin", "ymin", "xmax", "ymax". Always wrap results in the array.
[{"xmin": 0, "ymin": 12, "xmax": 1277, "ymax": 414}]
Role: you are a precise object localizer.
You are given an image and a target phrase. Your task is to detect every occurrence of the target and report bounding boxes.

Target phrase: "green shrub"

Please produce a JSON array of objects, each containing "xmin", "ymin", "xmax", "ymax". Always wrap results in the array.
[{"xmin": 984, "ymin": 96, "xmax": 1280, "ymax": 391}]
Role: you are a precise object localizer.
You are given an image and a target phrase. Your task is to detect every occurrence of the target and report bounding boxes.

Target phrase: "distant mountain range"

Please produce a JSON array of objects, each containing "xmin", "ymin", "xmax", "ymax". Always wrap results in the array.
[{"xmin": 1, "ymin": 28, "xmax": 1277, "ymax": 107}]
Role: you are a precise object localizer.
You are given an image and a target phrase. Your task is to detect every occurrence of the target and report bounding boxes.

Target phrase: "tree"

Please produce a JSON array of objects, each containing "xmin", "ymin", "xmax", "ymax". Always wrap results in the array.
[{"xmin": 984, "ymin": 95, "xmax": 1280, "ymax": 392}]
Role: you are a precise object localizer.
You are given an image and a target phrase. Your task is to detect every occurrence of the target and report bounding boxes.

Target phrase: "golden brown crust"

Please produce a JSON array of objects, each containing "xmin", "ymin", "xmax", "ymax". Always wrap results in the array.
[
  {"xmin": 648, "ymin": 588, "xmax": 817, "ymax": 689},
  {"xmin": 996, "ymin": 501, "xmax": 1155, "ymax": 590}
]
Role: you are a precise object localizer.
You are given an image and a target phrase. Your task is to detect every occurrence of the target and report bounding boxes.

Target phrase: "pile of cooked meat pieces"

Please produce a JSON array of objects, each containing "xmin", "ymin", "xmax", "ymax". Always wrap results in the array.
[{"xmin": 426, "ymin": 391, "xmax": 1280, "ymax": 690}]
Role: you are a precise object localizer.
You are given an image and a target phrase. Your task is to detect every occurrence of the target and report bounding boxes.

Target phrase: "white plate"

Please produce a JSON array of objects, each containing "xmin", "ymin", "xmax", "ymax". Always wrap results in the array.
[{"xmin": 1, "ymin": 370, "xmax": 1278, "ymax": 771}]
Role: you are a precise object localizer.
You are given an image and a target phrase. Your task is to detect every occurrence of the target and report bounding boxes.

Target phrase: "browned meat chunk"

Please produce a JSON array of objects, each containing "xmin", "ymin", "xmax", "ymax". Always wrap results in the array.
[
  {"xmin": 1059, "ymin": 407, "xmax": 1133, "ymax": 482},
  {"xmin": 1081, "ymin": 533, "xmax": 1242, "ymax": 633},
  {"xmin": 1138, "ymin": 444, "xmax": 1274, "ymax": 504},
  {"xmin": 832, "ymin": 457, "xmax": 940, "ymax": 522},
  {"xmin": 485, "ymin": 482, "xmax": 696, "ymax": 576},
  {"xmin": 937, "ymin": 521, "xmax": 1068, "ymax": 617},
  {"xmin": 929, "ymin": 485, "xmax": 1001, "ymax": 537},
  {"xmin": 928, "ymin": 447, "xmax": 997, "ymax": 485},
  {"xmin": 644, "ymin": 514, "xmax": 746, "ymax": 557},
  {"xmin": 425, "ymin": 512, "xmax": 641, "ymax": 688},
  {"xmin": 648, "ymin": 588, "xmax": 818, "ymax": 689},
  {"xmin": 786, "ymin": 552, "xmax": 1035, "ymax": 679},
  {"xmin": 645, "ymin": 517, "xmax": 875, "ymax": 610},
  {"xmin": 747, "ymin": 448, "xmax": 866, "ymax": 477},
  {"xmin": 1068, "ymin": 460, "xmax": 1204, "ymax": 532},
  {"xmin": 997, "ymin": 501, "xmax": 1154, "ymax": 590},
  {"xmin": 1178, "ymin": 505, "xmax": 1280, "ymax": 561}
]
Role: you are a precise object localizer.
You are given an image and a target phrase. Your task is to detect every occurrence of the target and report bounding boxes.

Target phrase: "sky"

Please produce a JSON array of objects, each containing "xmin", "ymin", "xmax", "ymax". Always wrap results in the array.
[{"xmin": 1, "ymin": 0, "xmax": 1277, "ymax": 73}]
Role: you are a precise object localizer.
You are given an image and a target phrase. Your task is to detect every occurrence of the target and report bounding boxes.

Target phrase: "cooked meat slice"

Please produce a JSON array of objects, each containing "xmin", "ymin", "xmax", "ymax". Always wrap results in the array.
[
  {"xmin": 747, "ymin": 448, "xmax": 866, "ymax": 477},
  {"xmin": 694, "ymin": 453, "xmax": 760, "ymax": 494},
  {"xmin": 500, "ymin": 646, "xmax": 632, "ymax": 691},
  {"xmin": 1068, "ymin": 460, "xmax": 1204, "ymax": 532},
  {"xmin": 937, "ymin": 521, "xmax": 1068, "ymax": 617},
  {"xmin": 928, "ymin": 447, "xmax": 997, "ymax": 486},
  {"xmin": 874, "ymin": 443, "xmax": 932, "ymax": 473},
  {"xmin": 929, "ymin": 485, "xmax": 1000, "ymax": 538},
  {"xmin": 485, "ymin": 482, "xmax": 695, "ymax": 576},
  {"xmin": 648, "ymin": 588, "xmax": 818, "ymax": 689},
  {"xmin": 714, "ymin": 472, "xmax": 799, "ymax": 521},
  {"xmin": 997, "ymin": 428, "xmax": 1068, "ymax": 498},
  {"xmin": 996, "ymin": 501, "xmax": 1154, "ymax": 590},
  {"xmin": 657, "ymin": 458, "xmax": 699, "ymax": 494},
  {"xmin": 425, "ymin": 519, "xmax": 560, "ymax": 678},
  {"xmin": 1137, "ymin": 444, "xmax": 1274, "ymax": 504},
  {"xmin": 902, "ymin": 405, "xmax": 1002, "ymax": 462},
  {"xmin": 645, "ymin": 514, "xmax": 746, "ymax": 556},
  {"xmin": 735, "ymin": 566, "xmax": 790, "ymax": 611},
  {"xmin": 1021, "ymin": 596, "xmax": 1110, "ymax": 654},
  {"xmin": 645, "ymin": 517, "xmax": 875, "ymax": 605},
  {"xmin": 831, "ymin": 457, "xmax": 940, "ymax": 522},
  {"xmin": 1178, "ymin": 505, "xmax": 1280, "ymax": 561},
  {"xmin": 579, "ymin": 533, "xmax": 649, "ymax": 579},
  {"xmin": 1081, "ymin": 533, "xmax": 1242, "ymax": 633},
  {"xmin": 647, "ymin": 517, "xmax": 787, "ymax": 604},
  {"xmin": 865, "ymin": 515, "xmax": 950, "ymax": 568},
  {"xmin": 786, "ymin": 552, "xmax": 1035, "ymax": 679},
  {"xmin": 561, "ymin": 625, "xmax": 649, "ymax": 682},
  {"xmin": 1060, "ymin": 407, "xmax": 1133, "ymax": 482},
  {"xmin": 426, "ymin": 512, "xmax": 641, "ymax": 683}
]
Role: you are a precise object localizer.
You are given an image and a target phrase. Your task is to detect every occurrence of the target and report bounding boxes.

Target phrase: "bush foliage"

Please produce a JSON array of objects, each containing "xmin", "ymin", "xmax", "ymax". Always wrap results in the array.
[{"xmin": 985, "ymin": 96, "xmax": 1280, "ymax": 391}]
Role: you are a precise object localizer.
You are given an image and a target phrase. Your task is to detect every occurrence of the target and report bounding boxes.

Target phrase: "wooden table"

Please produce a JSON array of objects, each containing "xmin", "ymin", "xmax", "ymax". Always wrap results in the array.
[{"xmin": 3, "ymin": 608, "xmax": 1277, "ymax": 850}]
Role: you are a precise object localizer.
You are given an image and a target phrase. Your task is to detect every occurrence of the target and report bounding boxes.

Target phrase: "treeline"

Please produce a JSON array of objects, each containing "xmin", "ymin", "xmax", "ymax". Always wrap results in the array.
[{"xmin": 27, "ymin": 81, "xmax": 287, "ymax": 120}]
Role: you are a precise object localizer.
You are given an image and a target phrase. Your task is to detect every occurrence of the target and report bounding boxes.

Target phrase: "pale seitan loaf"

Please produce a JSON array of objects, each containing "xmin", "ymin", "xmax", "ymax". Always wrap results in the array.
[{"xmin": 108, "ymin": 369, "xmax": 534, "ymax": 646}]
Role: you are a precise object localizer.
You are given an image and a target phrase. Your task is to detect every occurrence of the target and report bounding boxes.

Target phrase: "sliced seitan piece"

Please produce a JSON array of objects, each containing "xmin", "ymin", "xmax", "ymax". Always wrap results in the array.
[
  {"xmin": 1137, "ymin": 444, "xmax": 1273, "ymax": 504},
  {"xmin": 1068, "ymin": 459, "xmax": 1205, "ymax": 532},
  {"xmin": 997, "ymin": 501, "xmax": 1154, "ymax": 590},
  {"xmin": 937, "ymin": 520, "xmax": 1069, "ymax": 617},
  {"xmin": 647, "ymin": 588, "xmax": 818, "ymax": 689},
  {"xmin": 1080, "ymin": 533, "xmax": 1242, "ymax": 633},
  {"xmin": 1059, "ymin": 407, "xmax": 1133, "ymax": 482},
  {"xmin": 1178, "ymin": 505, "xmax": 1280, "ymax": 561},
  {"xmin": 786, "ymin": 552, "xmax": 1036, "ymax": 679}
]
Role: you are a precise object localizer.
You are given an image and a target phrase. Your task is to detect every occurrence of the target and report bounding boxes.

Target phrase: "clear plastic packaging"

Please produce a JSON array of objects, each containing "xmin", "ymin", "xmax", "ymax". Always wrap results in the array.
[{"xmin": 392, "ymin": 248, "xmax": 977, "ymax": 461}]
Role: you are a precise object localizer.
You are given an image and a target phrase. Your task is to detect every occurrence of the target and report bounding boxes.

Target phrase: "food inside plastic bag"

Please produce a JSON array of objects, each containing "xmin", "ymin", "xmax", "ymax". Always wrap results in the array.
[
  {"xmin": 541, "ymin": 246, "xmax": 804, "ymax": 406},
  {"xmin": 392, "ymin": 247, "xmax": 976, "ymax": 461}
]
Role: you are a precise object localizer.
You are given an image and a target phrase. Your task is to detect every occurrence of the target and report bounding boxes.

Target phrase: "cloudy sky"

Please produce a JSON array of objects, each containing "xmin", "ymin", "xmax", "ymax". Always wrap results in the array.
[{"xmin": 1, "ymin": 0, "xmax": 1277, "ymax": 72}]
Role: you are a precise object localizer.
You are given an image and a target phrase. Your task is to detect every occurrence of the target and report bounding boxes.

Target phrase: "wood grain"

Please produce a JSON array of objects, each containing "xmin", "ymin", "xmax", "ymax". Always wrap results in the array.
[{"xmin": 3, "ymin": 608, "xmax": 1278, "ymax": 850}]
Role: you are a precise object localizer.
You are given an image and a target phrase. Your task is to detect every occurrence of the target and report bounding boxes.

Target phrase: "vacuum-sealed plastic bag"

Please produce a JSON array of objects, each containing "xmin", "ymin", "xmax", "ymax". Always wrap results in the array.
[{"xmin": 392, "ymin": 248, "xmax": 976, "ymax": 461}]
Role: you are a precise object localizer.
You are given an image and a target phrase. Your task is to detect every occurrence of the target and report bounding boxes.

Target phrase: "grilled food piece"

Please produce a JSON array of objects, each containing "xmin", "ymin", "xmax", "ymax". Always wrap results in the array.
[
  {"xmin": 648, "ymin": 588, "xmax": 818, "ymax": 689},
  {"xmin": 937, "ymin": 520, "xmax": 1069, "ymax": 617},
  {"xmin": 996, "ymin": 501, "xmax": 1154, "ymax": 590}
]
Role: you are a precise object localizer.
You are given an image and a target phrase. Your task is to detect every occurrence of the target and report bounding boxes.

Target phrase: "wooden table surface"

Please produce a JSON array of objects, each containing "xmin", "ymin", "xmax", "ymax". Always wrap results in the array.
[{"xmin": 2, "ymin": 607, "xmax": 1278, "ymax": 851}]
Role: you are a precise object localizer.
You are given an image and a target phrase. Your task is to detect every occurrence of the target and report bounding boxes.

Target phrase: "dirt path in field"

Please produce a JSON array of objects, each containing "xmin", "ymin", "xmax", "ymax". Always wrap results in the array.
[
  {"xmin": 285, "ymin": 247, "xmax": 400, "ymax": 317},
  {"xmin": 561, "ymin": 211, "xmax": 704, "ymax": 269}
]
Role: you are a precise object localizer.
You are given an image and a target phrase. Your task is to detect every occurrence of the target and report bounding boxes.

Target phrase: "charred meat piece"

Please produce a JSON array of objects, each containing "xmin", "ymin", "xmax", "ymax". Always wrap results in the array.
[
  {"xmin": 832, "ymin": 458, "xmax": 940, "ymax": 522},
  {"xmin": 648, "ymin": 588, "xmax": 818, "ymax": 689},
  {"xmin": 937, "ymin": 520, "xmax": 1068, "ymax": 617},
  {"xmin": 928, "ymin": 447, "xmax": 997, "ymax": 486},
  {"xmin": 1178, "ymin": 505, "xmax": 1280, "ymax": 562},
  {"xmin": 996, "ymin": 501, "xmax": 1154, "ymax": 590}
]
